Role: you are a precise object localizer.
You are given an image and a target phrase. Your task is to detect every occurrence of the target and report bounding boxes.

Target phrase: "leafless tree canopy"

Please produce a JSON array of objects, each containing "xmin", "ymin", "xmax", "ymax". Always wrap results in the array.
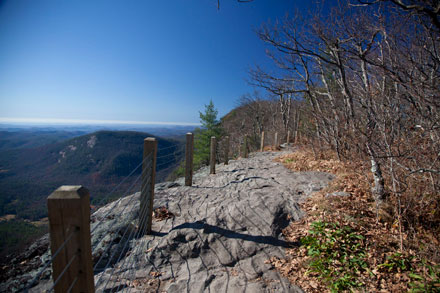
[{"xmin": 249, "ymin": 1, "xmax": 439, "ymax": 240}]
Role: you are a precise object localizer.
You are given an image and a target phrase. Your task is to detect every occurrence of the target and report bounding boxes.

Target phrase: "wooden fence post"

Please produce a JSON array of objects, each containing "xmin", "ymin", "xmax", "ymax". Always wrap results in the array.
[
  {"xmin": 287, "ymin": 130, "xmax": 290, "ymax": 145},
  {"xmin": 47, "ymin": 186, "xmax": 95, "ymax": 293},
  {"xmin": 210, "ymin": 136, "xmax": 216, "ymax": 174},
  {"xmin": 274, "ymin": 132, "xmax": 278, "ymax": 148},
  {"xmin": 185, "ymin": 133, "xmax": 194, "ymax": 186},
  {"xmin": 243, "ymin": 135, "xmax": 249, "ymax": 158},
  {"xmin": 260, "ymin": 131, "xmax": 265, "ymax": 152},
  {"xmin": 224, "ymin": 136, "xmax": 230, "ymax": 165},
  {"xmin": 140, "ymin": 137, "xmax": 157, "ymax": 235}
]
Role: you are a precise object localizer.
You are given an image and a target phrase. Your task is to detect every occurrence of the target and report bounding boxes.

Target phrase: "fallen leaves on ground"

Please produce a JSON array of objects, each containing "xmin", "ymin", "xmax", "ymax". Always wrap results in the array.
[
  {"xmin": 264, "ymin": 145, "xmax": 281, "ymax": 151},
  {"xmin": 270, "ymin": 146, "xmax": 439, "ymax": 292},
  {"xmin": 153, "ymin": 207, "xmax": 174, "ymax": 221}
]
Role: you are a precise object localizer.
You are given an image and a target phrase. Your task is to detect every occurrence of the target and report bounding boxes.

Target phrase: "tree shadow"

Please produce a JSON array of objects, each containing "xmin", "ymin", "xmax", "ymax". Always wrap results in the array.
[
  {"xmin": 170, "ymin": 221, "xmax": 299, "ymax": 248},
  {"xmin": 139, "ymin": 230, "xmax": 167, "ymax": 238}
]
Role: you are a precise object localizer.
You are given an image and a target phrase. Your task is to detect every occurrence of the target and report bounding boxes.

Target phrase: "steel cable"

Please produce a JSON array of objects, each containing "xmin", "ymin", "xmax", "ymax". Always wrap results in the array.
[
  {"xmin": 25, "ymin": 230, "xmax": 77, "ymax": 291},
  {"xmin": 156, "ymin": 148, "xmax": 184, "ymax": 160},
  {"xmin": 108, "ymin": 165, "xmax": 162, "ymax": 292},
  {"xmin": 93, "ymin": 151, "xmax": 155, "ymax": 278},
  {"xmin": 90, "ymin": 152, "xmax": 150, "ymax": 210},
  {"xmin": 156, "ymin": 157, "xmax": 182, "ymax": 169},
  {"xmin": 115, "ymin": 147, "xmax": 188, "ymax": 291},
  {"xmin": 47, "ymin": 253, "xmax": 78, "ymax": 292},
  {"xmin": 90, "ymin": 173, "xmax": 142, "ymax": 237},
  {"xmin": 111, "ymin": 194, "xmax": 157, "ymax": 292},
  {"xmin": 96, "ymin": 178, "xmax": 152, "ymax": 290},
  {"xmin": 157, "ymin": 144, "xmax": 180, "ymax": 152},
  {"xmin": 66, "ymin": 276, "xmax": 78, "ymax": 293},
  {"xmin": 93, "ymin": 154, "xmax": 153, "ymax": 276},
  {"xmin": 27, "ymin": 144, "xmax": 165, "ymax": 291},
  {"xmin": 92, "ymin": 176, "xmax": 147, "ymax": 273},
  {"xmin": 122, "ymin": 214, "xmax": 163, "ymax": 292},
  {"xmin": 119, "ymin": 176, "xmax": 171, "ymax": 293},
  {"xmin": 91, "ymin": 157, "xmax": 152, "ymax": 235},
  {"xmin": 100, "ymin": 190, "xmax": 152, "ymax": 292}
]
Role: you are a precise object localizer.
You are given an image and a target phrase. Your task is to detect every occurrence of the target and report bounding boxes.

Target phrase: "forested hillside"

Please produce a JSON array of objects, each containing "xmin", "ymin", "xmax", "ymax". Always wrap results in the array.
[
  {"xmin": 0, "ymin": 130, "xmax": 183, "ymax": 220},
  {"xmin": 0, "ymin": 129, "xmax": 86, "ymax": 150},
  {"xmin": 0, "ymin": 130, "xmax": 184, "ymax": 261}
]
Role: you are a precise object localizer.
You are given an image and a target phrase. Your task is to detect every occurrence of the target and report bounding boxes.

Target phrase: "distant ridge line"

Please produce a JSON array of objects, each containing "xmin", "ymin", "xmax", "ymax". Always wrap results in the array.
[{"xmin": 0, "ymin": 117, "xmax": 201, "ymax": 126}]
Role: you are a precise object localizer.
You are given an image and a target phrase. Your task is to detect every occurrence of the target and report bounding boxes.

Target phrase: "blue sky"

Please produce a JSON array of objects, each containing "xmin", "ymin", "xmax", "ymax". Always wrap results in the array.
[{"xmin": 0, "ymin": 0, "xmax": 316, "ymax": 125}]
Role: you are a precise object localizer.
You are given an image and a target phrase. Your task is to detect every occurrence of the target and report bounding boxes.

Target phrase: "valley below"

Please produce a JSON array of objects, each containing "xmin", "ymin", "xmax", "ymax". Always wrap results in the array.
[{"xmin": 0, "ymin": 126, "xmax": 192, "ymax": 262}]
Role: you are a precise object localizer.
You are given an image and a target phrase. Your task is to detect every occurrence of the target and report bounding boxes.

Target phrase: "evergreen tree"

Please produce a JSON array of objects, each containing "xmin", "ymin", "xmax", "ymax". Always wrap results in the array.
[{"xmin": 194, "ymin": 100, "xmax": 223, "ymax": 167}]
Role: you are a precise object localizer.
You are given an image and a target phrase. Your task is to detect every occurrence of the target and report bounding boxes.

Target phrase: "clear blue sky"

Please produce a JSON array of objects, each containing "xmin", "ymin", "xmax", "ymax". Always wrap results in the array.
[{"xmin": 0, "ymin": 0, "xmax": 316, "ymax": 125}]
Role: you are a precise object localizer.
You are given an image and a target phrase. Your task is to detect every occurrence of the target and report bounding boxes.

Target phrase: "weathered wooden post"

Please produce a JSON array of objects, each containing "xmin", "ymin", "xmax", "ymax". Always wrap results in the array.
[
  {"xmin": 274, "ymin": 132, "xmax": 279, "ymax": 148},
  {"xmin": 210, "ymin": 136, "xmax": 216, "ymax": 174},
  {"xmin": 140, "ymin": 137, "xmax": 157, "ymax": 235},
  {"xmin": 224, "ymin": 136, "xmax": 230, "ymax": 165},
  {"xmin": 243, "ymin": 135, "xmax": 249, "ymax": 158},
  {"xmin": 286, "ymin": 130, "xmax": 290, "ymax": 145},
  {"xmin": 185, "ymin": 133, "xmax": 194, "ymax": 186},
  {"xmin": 260, "ymin": 131, "xmax": 265, "ymax": 152},
  {"xmin": 47, "ymin": 186, "xmax": 95, "ymax": 293}
]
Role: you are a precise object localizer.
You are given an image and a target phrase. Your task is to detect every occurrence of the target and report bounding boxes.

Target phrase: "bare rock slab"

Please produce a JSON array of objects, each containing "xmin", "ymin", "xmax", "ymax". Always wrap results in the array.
[
  {"xmin": 94, "ymin": 150, "xmax": 333, "ymax": 292},
  {"xmin": 2, "ymin": 149, "xmax": 334, "ymax": 292}
]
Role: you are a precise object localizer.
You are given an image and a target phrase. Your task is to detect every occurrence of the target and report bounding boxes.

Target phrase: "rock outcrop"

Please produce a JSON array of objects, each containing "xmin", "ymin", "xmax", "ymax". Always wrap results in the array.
[{"xmin": 1, "ymin": 149, "xmax": 334, "ymax": 292}]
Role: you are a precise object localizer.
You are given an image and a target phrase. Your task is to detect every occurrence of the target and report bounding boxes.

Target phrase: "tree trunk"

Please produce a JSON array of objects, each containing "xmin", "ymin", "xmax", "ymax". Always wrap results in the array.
[{"xmin": 367, "ymin": 143, "xmax": 386, "ymax": 216}]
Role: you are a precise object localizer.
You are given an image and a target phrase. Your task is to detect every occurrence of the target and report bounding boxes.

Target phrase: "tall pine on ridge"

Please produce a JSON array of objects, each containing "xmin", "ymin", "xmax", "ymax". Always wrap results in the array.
[{"xmin": 194, "ymin": 100, "xmax": 223, "ymax": 168}]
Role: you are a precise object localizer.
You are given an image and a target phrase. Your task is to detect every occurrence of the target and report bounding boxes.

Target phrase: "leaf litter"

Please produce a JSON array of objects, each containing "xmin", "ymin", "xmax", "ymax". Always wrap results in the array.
[{"xmin": 269, "ymin": 147, "xmax": 440, "ymax": 292}]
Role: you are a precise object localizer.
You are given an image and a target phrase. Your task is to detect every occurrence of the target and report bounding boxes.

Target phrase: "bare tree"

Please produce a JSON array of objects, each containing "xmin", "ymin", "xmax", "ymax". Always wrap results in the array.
[{"xmin": 250, "ymin": 0, "xmax": 440, "ymax": 223}]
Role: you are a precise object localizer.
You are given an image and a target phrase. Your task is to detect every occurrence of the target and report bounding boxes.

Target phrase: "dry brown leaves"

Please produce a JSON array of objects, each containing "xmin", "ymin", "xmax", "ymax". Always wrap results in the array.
[
  {"xmin": 264, "ymin": 145, "xmax": 281, "ymax": 151},
  {"xmin": 153, "ymin": 207, "xmax": 174, "ymax": 221},
  {"xmin": 149, "ymin": 271, "xmax": 163, "ymax": 278},
  {"xmin": 126, "ymin": 276, "xmax": 160, "ymax": 290},
  {"xmin": 271, "ymin": 147, "xmax": 438, "ymax": 292}
]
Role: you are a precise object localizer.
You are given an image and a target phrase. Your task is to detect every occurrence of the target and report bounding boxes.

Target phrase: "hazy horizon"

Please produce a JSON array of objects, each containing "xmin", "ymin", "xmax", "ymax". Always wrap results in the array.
[{"xmin": 0, "ymin": 117, "xmax": 201, "ymax": 127}]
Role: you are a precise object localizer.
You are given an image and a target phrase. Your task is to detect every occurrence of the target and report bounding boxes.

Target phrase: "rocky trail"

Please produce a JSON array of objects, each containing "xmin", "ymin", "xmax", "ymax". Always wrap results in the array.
[{"xmin": 1, "ymin": 148, "xmax": 334, "ymax": 292}]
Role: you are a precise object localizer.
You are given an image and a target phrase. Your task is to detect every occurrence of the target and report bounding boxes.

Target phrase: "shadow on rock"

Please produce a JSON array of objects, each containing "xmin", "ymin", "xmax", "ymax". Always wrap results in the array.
[{"xmin": 170, "ymin": 221, "xmax": 300, "ymax": 248}]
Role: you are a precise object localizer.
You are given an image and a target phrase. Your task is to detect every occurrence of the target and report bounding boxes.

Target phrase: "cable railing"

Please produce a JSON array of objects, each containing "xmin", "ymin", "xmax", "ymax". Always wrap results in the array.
[
  {"xmin": 156, "ymin": 147, "xmax": 184, "ymax": 160},
  {"xmin": 157, "ymin": 143, "xmax": 181, "ymax": 152},
  {"xmin": 24, "ymin": 135, "xmax": 190, "ymax": 292},
  {"xmin": 92, "ymin": 174, "xmax": 145, "ymax": 273},
  {"xmin": 90, "ymin": 153, "xmax": 152, "ymax": 235},
  {"xmin": 97, "ymin": 187, "xmax": 152, "ymax": 291},
  {"xmin": 25, "ymin": 230, "xmax": 77, "ymax": 291},
  {"xmin": 92, "ymin": 140, "xmax": 158, "ymax": 291},
  {"xmin": 27, "ymin": 130, "xmax": 282, "ymax": 292},
  {"xmin": 94, "ymin": 143, "xmax": 181, "ymax": 291}
]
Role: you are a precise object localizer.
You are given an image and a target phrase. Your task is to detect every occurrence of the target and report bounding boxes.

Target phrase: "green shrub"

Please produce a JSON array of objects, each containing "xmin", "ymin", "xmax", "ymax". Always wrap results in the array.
[
  {"xmin": 378, "ymin": 252, "xmax": 413, "ymax": 272},
  {"xmin": 301, "ymin": 221, "xmax": 367, "ymax": 292},
  {"xmin": 409, "ymin": 263, "xmax": 440, "ymax": 293}
]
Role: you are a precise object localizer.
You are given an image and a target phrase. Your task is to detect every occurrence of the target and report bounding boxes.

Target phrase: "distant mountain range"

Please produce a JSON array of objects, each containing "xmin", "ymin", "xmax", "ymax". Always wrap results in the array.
[
  {"xmin": 0, "ymin": 130, "xmax": 184, "ymax": 220},
  {"xmin": 0, "ymin": 124, "xmax": 196, "ymax": 145},
  {"xmin": 0, "ymin": 130, "xmax": 87, "ymax": 150},
  {"xmin": 0, "ymin": 128, "xmax": 187, "ymax": 262}
]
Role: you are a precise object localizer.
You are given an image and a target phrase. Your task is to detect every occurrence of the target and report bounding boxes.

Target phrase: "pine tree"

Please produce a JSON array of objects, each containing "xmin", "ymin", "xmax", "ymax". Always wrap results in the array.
[{"xmin": 194, "ymin": 100, "xmax": 223, "ymax": 167}]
